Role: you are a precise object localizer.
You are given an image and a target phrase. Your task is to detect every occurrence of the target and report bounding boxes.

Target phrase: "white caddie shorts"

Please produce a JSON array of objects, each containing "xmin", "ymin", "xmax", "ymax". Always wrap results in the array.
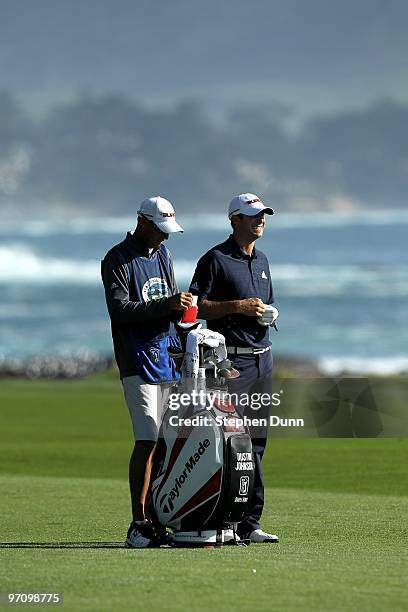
[{"xmin": 122, "ymin": 375, "xmax": 173, "ymax": 442}]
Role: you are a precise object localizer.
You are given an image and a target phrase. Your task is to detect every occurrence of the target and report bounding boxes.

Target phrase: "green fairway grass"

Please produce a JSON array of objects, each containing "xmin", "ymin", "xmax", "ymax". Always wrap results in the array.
[{"xmin": 0, "ymin": 373, "xmax": 407, "ymax": 611}]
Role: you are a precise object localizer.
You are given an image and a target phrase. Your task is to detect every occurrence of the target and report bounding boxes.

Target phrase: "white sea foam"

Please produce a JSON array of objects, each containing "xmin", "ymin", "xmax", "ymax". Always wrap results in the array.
[
  {"xmin": 2, "ymin": 208, "xmax": 408, "ymax": 236},
  {"xmin": 269, "ymin": 264, "xmax": 408, "ymax": 297},
  {"xmin": 1, "ymin": 247, "xmax": 408, "ymax": 296},
  {"xmin": 319, "ymin": 355, "xmax": 408, "ymax": 375},
  {"xmin": 265, "ymin": 208, "xmax": 408, "ymax": 229},
  {"xmin": 0, "ymin": 217, "xmax": 135, "ymax": 237},
  {"xmin": 0, "ymin": 214, "xmax": 229, "ymax": 237},
  {"xmin": 0, "ymin": 244, "xmax": 99, "ymax": 284},
  {"xmin": 174, "ymin": 260, "xmax": 408, "ymax": 297}
]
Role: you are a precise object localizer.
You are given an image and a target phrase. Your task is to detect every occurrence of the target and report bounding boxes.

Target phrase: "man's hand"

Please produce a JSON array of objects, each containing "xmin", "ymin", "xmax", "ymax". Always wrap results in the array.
[
  {"xmin": 236, "ymin": 298, "xmax": 265, "ymax": 318},
  {"xmin": 168, "ymin": 292, "xmax": 193, "ymax": 311}
]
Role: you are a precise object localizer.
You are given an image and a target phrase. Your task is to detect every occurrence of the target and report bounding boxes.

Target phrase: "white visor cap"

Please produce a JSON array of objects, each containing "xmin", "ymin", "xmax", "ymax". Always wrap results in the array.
[
  {"xmin": 138, "ymin": 196, "xmax": 184, "ymax": 233},
  {"xmin": 228, "ymin": 193, "xmax": 274, "ymax": 219}
]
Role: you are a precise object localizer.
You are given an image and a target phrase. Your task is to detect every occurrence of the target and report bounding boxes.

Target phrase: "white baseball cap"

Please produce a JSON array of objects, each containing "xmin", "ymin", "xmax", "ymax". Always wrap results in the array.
[
  {"xmin": 138, "ymin": 196, "xmax": 184, "ymax": 233},
  {"xmin": 228, "ymin": 193, "xmax": 274, "ymax": 219}
]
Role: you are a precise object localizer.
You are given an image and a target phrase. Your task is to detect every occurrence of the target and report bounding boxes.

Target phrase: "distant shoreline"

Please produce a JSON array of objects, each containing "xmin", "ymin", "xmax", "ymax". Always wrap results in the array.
[{"xmin": 1, "ymin": 353, "xmax": 406, "ymax": 380}]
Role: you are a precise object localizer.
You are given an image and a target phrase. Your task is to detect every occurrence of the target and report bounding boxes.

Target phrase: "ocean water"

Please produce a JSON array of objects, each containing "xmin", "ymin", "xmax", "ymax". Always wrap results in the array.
[{"xmin": 1, "ymin": 210, "xmax": 408, "ymax": 374}]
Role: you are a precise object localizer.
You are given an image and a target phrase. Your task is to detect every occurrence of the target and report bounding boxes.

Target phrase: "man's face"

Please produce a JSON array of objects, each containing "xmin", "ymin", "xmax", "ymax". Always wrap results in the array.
[
  {"xmin": 235, "ymin": 211, "xmax": 266, "ymax": 240},
  {"xmin": 140, "ymin": 216, "xmax": 169, "ymax": 248}
]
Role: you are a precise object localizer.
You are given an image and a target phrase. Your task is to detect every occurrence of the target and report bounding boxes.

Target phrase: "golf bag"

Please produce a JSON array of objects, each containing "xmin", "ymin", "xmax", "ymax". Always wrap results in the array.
[{"xmin": 149, "ymin": 323, "xmax": 255, "ymax": 546}]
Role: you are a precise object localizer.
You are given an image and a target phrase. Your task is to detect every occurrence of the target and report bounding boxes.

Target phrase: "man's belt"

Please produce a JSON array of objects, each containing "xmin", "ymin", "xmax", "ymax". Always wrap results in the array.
[{"xmin": 227, "ymin": 346, "xmax": 270, "ymax": 356}]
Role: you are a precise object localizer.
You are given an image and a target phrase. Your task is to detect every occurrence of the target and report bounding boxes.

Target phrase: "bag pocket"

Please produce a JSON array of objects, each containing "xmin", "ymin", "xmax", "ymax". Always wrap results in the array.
[{"xmin": 132, "ymin": 335, "xmax": 181, "ymax": 384}]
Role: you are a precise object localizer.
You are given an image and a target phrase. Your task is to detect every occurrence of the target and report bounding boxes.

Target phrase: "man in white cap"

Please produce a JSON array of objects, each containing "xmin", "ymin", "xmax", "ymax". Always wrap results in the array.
[
  {"xmin": 189, "ymin": 193, "xmax": 279, "ymax": 543},
  {"xmin": 102, "ymin": 196, "xmax": 193, "ymax": 547}
]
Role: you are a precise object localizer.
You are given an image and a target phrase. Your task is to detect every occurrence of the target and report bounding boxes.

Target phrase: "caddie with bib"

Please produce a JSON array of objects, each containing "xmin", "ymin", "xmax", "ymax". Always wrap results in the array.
[{"xmin": 101, "ymin": 196, "xmax": 193, "ymax": 548}]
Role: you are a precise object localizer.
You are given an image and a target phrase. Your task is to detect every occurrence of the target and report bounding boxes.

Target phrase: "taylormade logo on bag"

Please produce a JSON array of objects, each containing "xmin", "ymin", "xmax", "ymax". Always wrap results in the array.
[{"xmin": 161, "ymin": 439, "xmax": 211, "ymax": 513}]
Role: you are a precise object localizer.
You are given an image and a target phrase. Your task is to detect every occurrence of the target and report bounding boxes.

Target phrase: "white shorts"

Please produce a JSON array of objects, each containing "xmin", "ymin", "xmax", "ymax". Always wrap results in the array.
[{"xmin": 122, "ymin": 375, "xmax": 173, "ymax": 442}]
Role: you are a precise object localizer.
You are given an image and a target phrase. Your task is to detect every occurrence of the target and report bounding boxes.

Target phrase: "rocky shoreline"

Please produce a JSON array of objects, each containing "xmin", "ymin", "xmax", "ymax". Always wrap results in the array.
[
  {"xmin": 0, "ymin": 352, "xmax": 322, "ymax": 379},
  {"xmin": 0, "ymin": 352, "xmax": 116, "ymax": 379}
]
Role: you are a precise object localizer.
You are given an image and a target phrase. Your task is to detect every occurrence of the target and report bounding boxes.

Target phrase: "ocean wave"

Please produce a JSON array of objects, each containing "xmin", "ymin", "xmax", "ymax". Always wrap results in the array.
[
  {"xmin": 0, "ymin": 215, "xmax": 230, "ymax": 237},
  {"xmin": 1, "ymin": 246, "xmax": 408, "ymax": 296},
  {"xmin": 266, "ymin": 208, "xmax": 408, "ymax": 229},
  {"xmin": 0, "ymin": 244, "xmax": 99, "ymax": 284},
  {"xmin": 174, "ymin": 260, "xmax": 408, "ymax": 297},
  {"xmin": 269, "ymin": 264, "xmax": 408, "ymax": 297},
  {"xmin": 0, "ymin": 217, "xmax": 135, "ymax": 237},
  {"xmin": 2, "ymin": 208, "xmax": 408, "ymax": 236},
  {"xmin": 319, "ymin": 355, "xmax": 408, "ymax": 375}
]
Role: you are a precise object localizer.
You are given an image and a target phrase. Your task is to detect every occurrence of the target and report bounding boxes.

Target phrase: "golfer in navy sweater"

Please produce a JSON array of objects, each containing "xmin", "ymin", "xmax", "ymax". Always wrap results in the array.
[{"xmin": 190, "ymin": 193, "xmax": 279, "ymax": 543}]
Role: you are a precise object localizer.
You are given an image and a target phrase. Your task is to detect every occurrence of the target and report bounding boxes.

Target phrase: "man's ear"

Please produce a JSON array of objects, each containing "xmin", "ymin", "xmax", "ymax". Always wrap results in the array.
[
  {"xmin": 231, "ymin": 215, "xmax": 240, "ymax": 229},
  {"xmin": 137, "ymin": 216, "xmax": 148, "ymax": 230}
]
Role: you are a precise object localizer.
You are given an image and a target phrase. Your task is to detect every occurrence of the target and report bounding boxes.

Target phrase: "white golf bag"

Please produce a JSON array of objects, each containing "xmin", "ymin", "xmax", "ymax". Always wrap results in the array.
[{"xmin": 149, "ymin": 323, "xmax": 255, "ymax": 546}]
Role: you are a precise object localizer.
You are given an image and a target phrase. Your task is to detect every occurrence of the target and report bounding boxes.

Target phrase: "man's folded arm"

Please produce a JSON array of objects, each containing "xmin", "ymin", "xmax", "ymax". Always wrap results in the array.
[
  {"xmin": 189, "ymin": 254, "xmax": 265, "ymax": 320},
  {"xmin": 198, "ymin": 299, "xmax": 240, "ymax": 320}
]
